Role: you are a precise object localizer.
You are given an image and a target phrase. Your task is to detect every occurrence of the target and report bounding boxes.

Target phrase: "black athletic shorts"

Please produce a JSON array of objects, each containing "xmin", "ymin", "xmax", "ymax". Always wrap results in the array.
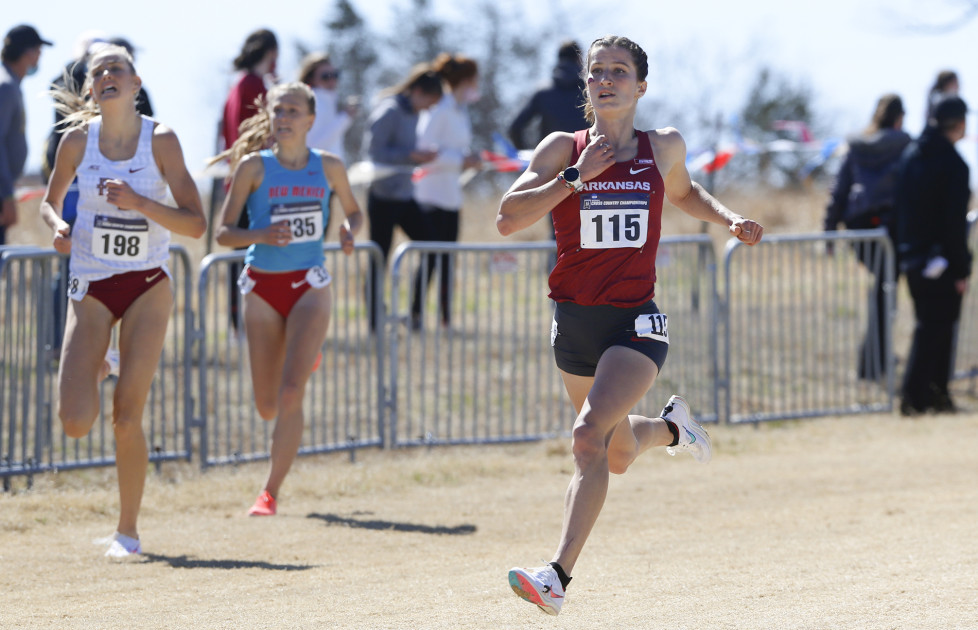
[{"xmin": 551, "ymin": 299, "xmax": 669, "ymax": 377}]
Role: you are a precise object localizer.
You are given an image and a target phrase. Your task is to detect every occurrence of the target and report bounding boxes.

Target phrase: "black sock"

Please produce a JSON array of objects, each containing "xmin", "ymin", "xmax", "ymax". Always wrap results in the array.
[
  {"xmin": 549, "ymin": 562, "xmax": 572, "ymax": 590},
  {"xmin": 665, "ymin": 420, "xmax": 679, "ymax": 447}
]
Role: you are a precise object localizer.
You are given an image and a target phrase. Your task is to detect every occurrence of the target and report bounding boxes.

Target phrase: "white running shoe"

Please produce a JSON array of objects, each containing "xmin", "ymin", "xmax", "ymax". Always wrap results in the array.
[
  {"xmin": 95, "ymin": 532, "xmax": 141, "ymax": 559},
  {"xmin": 663, "ymin": 395, "xmax": 712, "ymax": 464},
  {"xmin": 102, "ymin": 348, "xmax": 120, "ymax": 380},
  {"xmin": 508, "ymin": 564, "xmax": 565, "ymax": 616}
]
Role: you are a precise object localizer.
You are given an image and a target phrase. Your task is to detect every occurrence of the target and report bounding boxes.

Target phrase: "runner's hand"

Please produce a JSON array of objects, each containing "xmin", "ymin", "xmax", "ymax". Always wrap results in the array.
[
  {"xmin": 730, "ymin": 218, "xmax": 764, "ymax": 246},
  {"xmin": 104, "ymin": 179, "xmax": 145, "ymax": 212},
  {"xmin": 339, "ymin": 224, "xmax": 355, "ymax": 255},
  {"xmin": 261, "ymin": 221, "xmax": 293, "ymax": 247},
  {"xmin": 53, "ymin": 221, "xmax": 72, "ymax": 255},
  {"xmin": 576, "ymin": 134, "xmax": 616, "ymax": 181}
]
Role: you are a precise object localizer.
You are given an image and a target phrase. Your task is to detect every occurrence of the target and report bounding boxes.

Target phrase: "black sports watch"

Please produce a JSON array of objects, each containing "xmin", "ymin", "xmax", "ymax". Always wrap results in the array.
[{"xmin": 558, "ymin": 166, "xmax": 584, "ymax": 192}]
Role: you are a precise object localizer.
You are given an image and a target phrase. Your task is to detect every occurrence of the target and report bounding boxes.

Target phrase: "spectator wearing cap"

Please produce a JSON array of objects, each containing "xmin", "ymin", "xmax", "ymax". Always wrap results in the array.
[
  {"xmin": 894, "ymin": 95, "xmax": 972, "ymax": 415},
  {"xmin": 1, "ymin": 24, "xmax": 52, "ymax": 243}
]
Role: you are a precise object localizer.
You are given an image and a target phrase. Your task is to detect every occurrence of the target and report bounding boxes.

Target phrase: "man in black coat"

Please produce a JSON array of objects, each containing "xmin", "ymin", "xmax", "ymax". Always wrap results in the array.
[{"xmin": 894, "ymin": 96, "xmax": 972, "ymax": 414}]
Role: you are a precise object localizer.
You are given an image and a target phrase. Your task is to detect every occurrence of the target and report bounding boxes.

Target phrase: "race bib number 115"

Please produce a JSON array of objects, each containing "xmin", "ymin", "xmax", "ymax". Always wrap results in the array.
[{"xmin": 579, "ymin": 192, "xmax": 648, "ymax": 249}]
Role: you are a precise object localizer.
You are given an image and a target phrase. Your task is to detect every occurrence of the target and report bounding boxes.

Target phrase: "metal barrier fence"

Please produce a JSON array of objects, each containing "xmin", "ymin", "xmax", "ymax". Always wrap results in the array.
[
  {"xmin": 386, "ymin": 236, "xmax": 719, "ymax": 447},
  {"xmin": 4, "ymin": 225, "xmax": 977, "ymax": 481},
  {"xmin": 195, "ymin": 243, "xmax": 386, "ymax": 468},
  {"xmin": 0, "ymin": 245, "xmax": 194, "ymax": 485},
  {"xmin": 722, "ymin": 230, "xmax": 896, "ymax": 423},
  {"xmin": 952, "ymin": 212, "xmax": 978, "ymax": 385}
]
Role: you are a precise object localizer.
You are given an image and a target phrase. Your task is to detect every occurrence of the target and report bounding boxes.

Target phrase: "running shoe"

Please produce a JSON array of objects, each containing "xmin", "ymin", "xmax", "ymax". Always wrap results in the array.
[
  {"xmin": 95, "ymin": 532, "xmax": 141, "ymax": 559},
  {"xmin": 508, "ymin": 564, "xmax": 565, "ymax": 616},
  {"xmin": 248, "ymin": 490, "xmax": 277, "ymax": 516},
  {"xmin": 99, "ymin": 348, "xmax": 120, "ymax": 381},
  {"xmin": 663, "ymin": 395, "xmax": 712, "ymax": 464}
]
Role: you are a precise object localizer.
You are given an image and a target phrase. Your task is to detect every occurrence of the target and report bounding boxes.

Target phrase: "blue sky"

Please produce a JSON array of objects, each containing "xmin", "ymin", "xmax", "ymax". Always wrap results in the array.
[{"xmin": 7, "ymin": 0, "xmax": 977, "ymax": 181}]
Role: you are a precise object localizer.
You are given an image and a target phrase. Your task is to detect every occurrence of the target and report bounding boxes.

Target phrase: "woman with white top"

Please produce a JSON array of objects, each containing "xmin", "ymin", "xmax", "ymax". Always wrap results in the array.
[
  {"xmin": 39, "ymin": 44, "xmax": 206, "ymax": 558},
  {"xmin": 298, "ymin": 52, "xmax": 355, "ymax": 162},
  {"xmin": 411, "ymin": 53, "xmax": 482, "ymax": 327}
]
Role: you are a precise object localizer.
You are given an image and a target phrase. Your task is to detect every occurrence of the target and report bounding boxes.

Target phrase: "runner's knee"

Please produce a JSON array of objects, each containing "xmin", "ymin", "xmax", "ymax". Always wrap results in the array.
[
  {"xmin": 60, "ymin": 408, "xmax": 97, "ymax": 439},
  {"xmin": 571, "ymin": 421, "xmax": 607, "ymax": 467},
  {"xmin": 278, "ymin": 381, "xmax": 305, "ymax": 415}
]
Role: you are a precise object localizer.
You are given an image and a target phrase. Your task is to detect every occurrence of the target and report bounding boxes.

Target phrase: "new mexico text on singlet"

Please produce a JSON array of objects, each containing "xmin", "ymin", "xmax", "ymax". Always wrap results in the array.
[
  {"xmin": 244, "ymin": 148, "xmax": 332, "ymax": 272},
  {"xmin": 548, "ymin": 130, "xmax": 664, "ymax": 307}
]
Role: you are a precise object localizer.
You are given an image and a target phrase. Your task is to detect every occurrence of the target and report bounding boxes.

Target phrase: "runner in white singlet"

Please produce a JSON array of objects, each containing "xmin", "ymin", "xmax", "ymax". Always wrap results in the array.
[{"xmin": 39, "ymin": 44, "xmax": 206, "ymax": 559}]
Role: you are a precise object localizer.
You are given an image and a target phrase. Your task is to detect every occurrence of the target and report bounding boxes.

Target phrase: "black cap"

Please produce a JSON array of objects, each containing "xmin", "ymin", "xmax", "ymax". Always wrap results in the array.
[
  {"xmin": 4, "ymin": 24, "xmax": 54, "ymax": 50},
  {"xmin": 933, "ymin": 95, "xmax": 968, "ymax": 125}
]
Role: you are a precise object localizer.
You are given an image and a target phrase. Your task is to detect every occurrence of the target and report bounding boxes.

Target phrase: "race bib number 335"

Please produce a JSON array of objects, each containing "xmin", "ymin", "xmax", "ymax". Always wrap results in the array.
[
  {"xmin": 579, "ymin": 192, "xmax": 648, "ymax": 249},
  {"xmin": 92, "ymin": 215, "xmax": 149, "ymax": 261},
  {"xmin": 271, "ymin": 202, "xmax": 324, "ymax": 244}
]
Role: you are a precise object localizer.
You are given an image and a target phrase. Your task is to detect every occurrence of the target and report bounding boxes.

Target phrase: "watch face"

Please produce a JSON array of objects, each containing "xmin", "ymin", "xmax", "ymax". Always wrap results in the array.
[{"xmin": 564, "ymin": 167, "xmax": 580, "ymax": 182}]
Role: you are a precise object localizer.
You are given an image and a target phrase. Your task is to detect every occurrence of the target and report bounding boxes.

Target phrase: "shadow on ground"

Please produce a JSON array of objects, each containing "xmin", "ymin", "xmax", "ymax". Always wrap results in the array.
[
  {"xmin": 142, "ymin": 553, "xmax": 318, "ymax": 571},
  {"xmin": 307, "ymin": 511, "xmax": 477, "ymax": 536}
]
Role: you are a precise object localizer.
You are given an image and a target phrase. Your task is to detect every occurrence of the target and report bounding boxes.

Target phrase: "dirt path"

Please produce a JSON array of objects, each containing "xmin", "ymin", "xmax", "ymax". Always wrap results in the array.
[{"xmin": 2, "ymin": 411, "xmax": 977, "ymax": 629}]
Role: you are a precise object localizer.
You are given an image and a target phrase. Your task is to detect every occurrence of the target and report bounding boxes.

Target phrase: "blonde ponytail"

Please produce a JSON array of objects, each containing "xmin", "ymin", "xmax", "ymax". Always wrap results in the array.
[
  {"xmin": 209, "ymin": 94, "xmax": 273, "ymax": 173},
  {"xmin": 209, "ymin": 82, "xmax": 315, "ymax": 174}
]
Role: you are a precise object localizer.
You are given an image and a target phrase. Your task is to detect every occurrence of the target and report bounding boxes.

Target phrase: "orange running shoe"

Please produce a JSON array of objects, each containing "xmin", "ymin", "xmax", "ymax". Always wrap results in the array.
[{"xmin": 248, "ymin": 490, "xmax": 277, "ymax": 516}]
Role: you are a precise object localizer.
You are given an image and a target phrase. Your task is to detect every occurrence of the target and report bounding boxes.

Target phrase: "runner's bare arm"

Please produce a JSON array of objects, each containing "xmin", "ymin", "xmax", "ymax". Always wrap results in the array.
[
  {"xmin": 39, "ymin": 127, "xmax": 86, "ymax": 254},
  {"xmin": 655, "ymin": 129, "xmax": 763, "ymax": 245},
  {"xmin": 322, "ymin": 153, "xmax": 362, "ymax": 256},
  {"xmin": 496, "ymin": 133, "xmax": 575, "ymax": 236},
  {"xmin": 214, "ymin": 154, "xmax": 289, "ymax": 248},
  {"xmin": 111, "ymin": 125, "xmax": 206, "ymax": 238}
]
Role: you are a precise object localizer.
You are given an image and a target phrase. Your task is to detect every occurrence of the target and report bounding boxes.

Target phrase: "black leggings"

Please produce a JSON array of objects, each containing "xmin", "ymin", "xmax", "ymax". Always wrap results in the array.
[
  {"xmin": 411, "ymin": 206, "xmax": 459, "ymax": 324},
  {"xmin": 367, "ymin": 193, "xmax": 428, "ymax": 329}
]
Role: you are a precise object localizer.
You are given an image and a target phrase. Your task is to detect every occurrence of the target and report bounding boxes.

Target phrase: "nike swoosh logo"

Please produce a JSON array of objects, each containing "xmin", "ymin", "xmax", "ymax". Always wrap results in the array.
[
  {"xmin": 291, "ymin": 280, "xmax": 307, "ymax": 289},
  {"xmin": 629, "ymin": 167, "xmax": 651, "ymax": 174},
  {"xmin": 129, "ymin": 167, "xmax": 146, "ymax": 173},
  {"xmin": 145, "ymin": 272, "xmax": 162, "ymax": 283},
  {"xmin": 685, "ymin": 428, "xmax": 696, "ymax": 443}
]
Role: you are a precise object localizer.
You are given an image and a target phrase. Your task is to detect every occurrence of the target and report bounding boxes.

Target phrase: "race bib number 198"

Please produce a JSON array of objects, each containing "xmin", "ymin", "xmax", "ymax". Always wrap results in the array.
[
  {"xmin": 579, "ymin": 192, "xmax": 648, "ymax": 249},
  {"xmin": 92, "ymin": 215, "xmax": 149, "ymax": 261}
]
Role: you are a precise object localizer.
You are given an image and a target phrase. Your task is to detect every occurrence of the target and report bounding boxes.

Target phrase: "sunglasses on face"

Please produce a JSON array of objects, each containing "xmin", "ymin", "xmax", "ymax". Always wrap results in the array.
[{"xmin": 319, "ymin": 70, "xmax": 340, "ymax": 81}]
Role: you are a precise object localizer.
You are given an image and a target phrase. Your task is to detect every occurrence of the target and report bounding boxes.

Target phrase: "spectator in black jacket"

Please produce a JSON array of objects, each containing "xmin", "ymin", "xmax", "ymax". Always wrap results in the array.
[
  {"xmin": 507, "ymin": 41, "xmax": 589, "ymax": 254},
  {"xmin": 895, "ymin": 95, "xmax": 972, "ymax": 415},
  {"xmin": 507, "ymin": 41, "xmax": 589, "ymax": 151},
  {"xmin": 825, "ymin": 94, "xmax": 910, "ymax": 381}
]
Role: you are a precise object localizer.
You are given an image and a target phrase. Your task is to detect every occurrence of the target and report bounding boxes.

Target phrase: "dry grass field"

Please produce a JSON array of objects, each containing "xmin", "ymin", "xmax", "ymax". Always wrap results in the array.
[{"xmin": 1, "ymin": 411, "xmax": 977, "ymax": 629}]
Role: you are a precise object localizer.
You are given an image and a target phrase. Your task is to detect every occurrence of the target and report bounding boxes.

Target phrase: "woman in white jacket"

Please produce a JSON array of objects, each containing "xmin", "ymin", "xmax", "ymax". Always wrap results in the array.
[
  {"xmin": 298, "ymin": 52, "xmax": 354, "ymax": 162},
  {"xmin": 411, "ymin": 53, "xmax": 482, "ymax": 328}
]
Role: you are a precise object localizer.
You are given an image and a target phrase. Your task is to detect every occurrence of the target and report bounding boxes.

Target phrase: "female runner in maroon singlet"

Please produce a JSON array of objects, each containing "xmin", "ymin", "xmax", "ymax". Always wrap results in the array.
[{"xmin": 497, "ymin": 35, "xmax": 764, "ymax": 616}]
